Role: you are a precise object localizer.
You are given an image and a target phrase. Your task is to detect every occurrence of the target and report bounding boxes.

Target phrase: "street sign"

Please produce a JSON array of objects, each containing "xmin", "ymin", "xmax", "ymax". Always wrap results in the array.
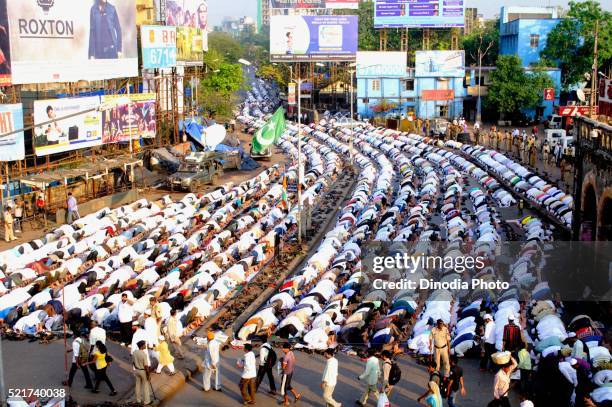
[
  {"xmin": 557, "ymin": 106, "xmax": 598, "ymax": 116},
  {"xmin": 544, "ymin": 88, "xmax": 555, "ymax": 101}
]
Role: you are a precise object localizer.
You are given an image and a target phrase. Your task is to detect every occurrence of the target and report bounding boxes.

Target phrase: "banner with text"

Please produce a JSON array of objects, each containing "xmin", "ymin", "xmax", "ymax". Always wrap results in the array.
[
  {"xmin": 270, "ymin": 15, "xmax": 358, "ymax": 62},
  {"xmin": 142, "ymin": 25, "xmax": 177, "ymax": 69},
  {"xmin": 270, "ymin": 0, "xmax": 358, "ymax": 8},
  {"xmin": 415, "ymin": 50, "xmax": 465, "ymax": 77},
  {"xmin": 6, "ymin": 0, "xmax": 138, "ymax": 84},
  {"xmin": 0, "ymin": 104, "xmax": 24, "ymax": 161},
  {"xmin": 33, "ymin": 96, "xmax": 102, "ymax": 157},
  {"xmin": 374, "ymin": 0, "xmax": 465, "ymax": 28},
  {"xmin": 102, "ymin": 93, "xmax": 156, "ymax": 144},
  {"xmin": 356, "ymin": 51, "xmax": 407, "ymax": 78},
  {"xmin": 177, "ymin": 26, "xmax": 204, "ymax": 65},
  {"xmin": 0, "ymin": 0, "xmax": 11, "ymax": 86}
]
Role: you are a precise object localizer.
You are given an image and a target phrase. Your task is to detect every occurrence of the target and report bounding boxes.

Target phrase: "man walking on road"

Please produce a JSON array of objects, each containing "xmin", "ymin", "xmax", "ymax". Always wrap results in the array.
[
  {"xmin": 480, "ymin": 314, "xmax": 496, "ymax": 371},
  {"xmin": 67, "ymin": 192, "xmax": 80, "ymax": 224},
  {"xmin": 357, "ymin": 348, "xmax": 380, "ymax": 406},
  {"xmin": 321, "ymin": 349, "xmax": 341, "ymax": 407},
  {"xmin": 203, "ymin": 331, "xmax": 221, "ymax": 392},
  {"xmin": 256, "ymin": 336, "xmax": 277, "ymax": 395},
  {"xmin": 166, "ymin": 309, "xmax": 184, "ymax": 359},
  {"xmin": 133, "ymin": 340, "xmax": 152, "ymax": 405},
  {"xmin": 238, "ymin": 343, "xmax": 257, "ymax": 405},
  {"xmin": 63, "ymin": 331, "xmax": 93, "ymax": 389},
  {"xmin": 447, "ymin": 355, "xmax": 466, "ymax": 407},
  {"xmin": 430, "ymin": 319, "xmax": 451, "ymax": 376},
  {"xmin": 280, "ymin": 343, "xmax": 301, "ymax": 405}
]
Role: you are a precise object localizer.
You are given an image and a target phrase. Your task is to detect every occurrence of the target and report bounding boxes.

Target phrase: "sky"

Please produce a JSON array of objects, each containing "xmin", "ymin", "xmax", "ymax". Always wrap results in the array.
[{"xmin": 205, "ymin": 0, "xmax": 612, "ymax": 27}]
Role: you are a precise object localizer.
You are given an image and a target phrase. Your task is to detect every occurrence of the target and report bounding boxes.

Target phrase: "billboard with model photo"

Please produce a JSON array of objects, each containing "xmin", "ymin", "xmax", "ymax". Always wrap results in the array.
[
  {"xmin": 270, "ymin": 15, "xmax": 358, "ymax": 62},
  {"xmin": 165, "ymin": 0, "xmax": 208, "ymax": 51},
  {"xmin": 6, "ymin": 0, "xmax": 138, "ymax": 84},
  {"xmin": 0, "ymin": 0, "xmax": 11, "ymax": 86},
  {"xmin": 33, "ymin": 96, "xmax": 102, "ymax": 157},
  {"xmin": 415, "ymin": 50, "xmax": 465, "ymax": 77},
  {"xmin": 101, "ymin": 93, "xmax": 156, "ymax": 144}
]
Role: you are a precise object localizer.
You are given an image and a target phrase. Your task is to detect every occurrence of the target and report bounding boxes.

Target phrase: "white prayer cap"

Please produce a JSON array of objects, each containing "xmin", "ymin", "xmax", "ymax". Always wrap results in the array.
[
  {"xmin": 570, "ymin": 358, "xmax": 577, "ymax": 366},
  {"xmin": 484, "ymin": 314, "xmax": 492, "ymax": 320},
  {"xmin": 507, "ymin": 313, "xmax": 515, "ymax": 320},
  {"xmin": 567, "ymin": 332, "xmax": 577, "ymax": 338}
]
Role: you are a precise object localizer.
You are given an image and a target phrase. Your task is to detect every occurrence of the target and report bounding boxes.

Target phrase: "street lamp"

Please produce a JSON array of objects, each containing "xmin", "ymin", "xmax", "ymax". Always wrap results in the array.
[
  {"xmin": 348, "ymin": 62, "xmax": 356, "ymax": 163},
  {"xmin": 288, "ymin": 71, "xmax": 307, "ymax": 245}
]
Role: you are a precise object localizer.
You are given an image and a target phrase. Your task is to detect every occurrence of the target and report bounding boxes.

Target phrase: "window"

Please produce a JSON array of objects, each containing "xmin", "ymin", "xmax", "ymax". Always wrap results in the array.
[
  {"xmin": 402, "ymin": 79, "xmax": 414, "ymax": 91},
  {"xmin": 437, "ymin": 105, "xmax": 449, "ymax": 117},
  {"xmin": 530, "ymin": 34, "xmax": 540, "ymax": 48},
  {"xmin": 371, "ymin": 80, "xmax": 381, "ymax": 91}
]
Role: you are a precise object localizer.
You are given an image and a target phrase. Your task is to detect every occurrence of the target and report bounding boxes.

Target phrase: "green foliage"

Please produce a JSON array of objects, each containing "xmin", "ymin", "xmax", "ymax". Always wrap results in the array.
[
  {"xmin": 208, "ymin": 32, "xmax": 244, "ymax": 63},
  {"xmin": 202, "ymin": 63, "xmax": 245, "ymax": 94},
  {"xmin": 257, "ymin": 64, "xmax": 287, "ymax": 88},
  {"xmin": 486, "ymin": 55, "xmax": 554, "ymax": 117},
  {"xmin": 462, "ymin": 20, "xmax": 499, "ymax": 66},
  {"xmin": 541, "ymin": 0, "xmax": 611, "ymax": 89}
]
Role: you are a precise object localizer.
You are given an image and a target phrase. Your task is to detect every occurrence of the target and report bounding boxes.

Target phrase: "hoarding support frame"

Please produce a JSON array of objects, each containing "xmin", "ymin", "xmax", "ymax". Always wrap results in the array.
[{"xmin": 379, "ymin": 29, "xmax": 388, "ymax": 51}]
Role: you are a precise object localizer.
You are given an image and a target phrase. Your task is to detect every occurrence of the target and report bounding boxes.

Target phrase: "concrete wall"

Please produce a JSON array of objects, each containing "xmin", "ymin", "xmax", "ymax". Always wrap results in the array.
[{"xmin": 55, "ymin": 189, "xmax": 139, "ymax": 225}]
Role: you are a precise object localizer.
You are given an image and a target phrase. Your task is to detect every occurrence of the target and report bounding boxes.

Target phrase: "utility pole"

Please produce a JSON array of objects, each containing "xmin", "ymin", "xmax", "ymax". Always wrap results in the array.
[{"xmin": 590, "ymin": 20, "xmax": 599, "ymax": 118}]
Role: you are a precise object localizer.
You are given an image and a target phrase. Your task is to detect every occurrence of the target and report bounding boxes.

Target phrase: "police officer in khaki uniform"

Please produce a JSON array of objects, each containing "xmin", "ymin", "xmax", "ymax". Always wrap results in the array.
[{"xmin": 430, "ymin": 319, "xmax": 451, "ymax": 376}]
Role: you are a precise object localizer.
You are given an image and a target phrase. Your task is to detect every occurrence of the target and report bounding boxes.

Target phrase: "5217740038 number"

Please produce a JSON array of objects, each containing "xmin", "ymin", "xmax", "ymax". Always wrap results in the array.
[{"xmin": 8, "ymin": 388, "xmax": 66, "ymax": 398}]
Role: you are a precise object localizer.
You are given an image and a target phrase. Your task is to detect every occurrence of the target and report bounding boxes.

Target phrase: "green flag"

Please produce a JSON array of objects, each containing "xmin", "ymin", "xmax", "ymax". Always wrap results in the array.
[{"xmin": 251, "ymin": 108, "xmax": 286, "ymax": 154}]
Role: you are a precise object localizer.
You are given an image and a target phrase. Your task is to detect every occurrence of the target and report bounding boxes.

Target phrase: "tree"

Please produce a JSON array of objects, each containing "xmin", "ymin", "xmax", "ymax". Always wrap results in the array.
[
  {"xmin": 462, "ymin": 20, "xmax": 499, "ymax": 66},
  {"xmin": 486, "ymin": 55, "xmax": 554, "ymax": 118},
  {"xmin": 541, "ymin": 0, "xmax": 611, "ymax": 89},
  {"xmin": 208, "ymin": 32, "xmax": 244, "ymax": 63}
]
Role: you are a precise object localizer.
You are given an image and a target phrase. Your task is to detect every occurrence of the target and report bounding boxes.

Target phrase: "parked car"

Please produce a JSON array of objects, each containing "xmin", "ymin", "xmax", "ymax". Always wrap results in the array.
[{"xmin": 168, "ymin": 152, "xmax": 224, "ymax": 192}]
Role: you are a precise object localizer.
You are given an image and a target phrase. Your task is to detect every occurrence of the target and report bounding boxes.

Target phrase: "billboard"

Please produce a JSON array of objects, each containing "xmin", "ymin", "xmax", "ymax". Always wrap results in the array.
[
  {"xmin": 6, "ymin": 0, "xmax": 138, "ymax": 84},
  {"xmin": 33, "ymin": 96, "xmax": 102, "ymax": 157},
  {"xmin": 421, "ymin": 89, "xmax": 455, "ymax": 100},
  {"xmin": 356, "ymin": 51, "xmax": 407, "ymax": 78},
  {"xmin": 136, "ymin": 0, "xmax": 157, "ymax": 25},
  {"xmin": 102, "ymin": 93, "xmax": 156, "ymax": 144},
  {"xmin": 0, "ymin": 0, "xmax": 11, "ymax": 86},
  {"xmin": 270, "ymin": 0, "xmax": 358, "ymax": 8},
  {"xmin": 374, "ymin": 0, "xmax": 465, "ymax": 28},
  {"xmin": 0, "ymin": 104, "xmax": 24, "ymax": 161},
  {"xmin": 270, "ymin": 15, "xmax": 358, "ymax": 62},
  {"xmin": 415, "ymin": 51, "xmax": 464, "ymax": 77},
  {"xmin": 165, "ymin": 0, "xmax": 208, "ymax": 29},
  {"xmin": 142, "ymin": 26, "xmax": 177, "ymax": 69},
  {"xmin": 177, "ymin": 27, "xmax": 204, "ymax": 65}
]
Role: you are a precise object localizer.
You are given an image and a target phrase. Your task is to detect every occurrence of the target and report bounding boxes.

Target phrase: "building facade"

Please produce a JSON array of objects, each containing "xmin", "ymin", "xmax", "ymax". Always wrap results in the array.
[{"xmin": 499, "ymin": 6, "xmax": 560, "ymax": 68}]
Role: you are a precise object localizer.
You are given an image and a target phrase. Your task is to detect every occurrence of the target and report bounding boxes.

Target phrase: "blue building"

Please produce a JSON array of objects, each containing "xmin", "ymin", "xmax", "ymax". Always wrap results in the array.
[
  {"xmin": 498, "ymin": 6, "xmax": 563, "ymax": 121},
  {"xmin": 499, "ymin": 6, "xmax": 560, "ymax": 68},
  {"xmin": 356, "ymin": 51, "xmax": 466, "ymax": 120}
]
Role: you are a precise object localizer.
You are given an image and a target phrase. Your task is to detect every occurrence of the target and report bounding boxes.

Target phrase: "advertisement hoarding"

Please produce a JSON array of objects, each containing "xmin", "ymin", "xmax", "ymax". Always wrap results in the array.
[
  {"xmin": 33, "ymin": 96, "xmax": 102, "ymax": 157},
  {"xmin": 558, "ymin": 106, "xmax": 598, "ymax": 117},
  {"xmin": 356, "ymin": 51, "xmax": 407, "ymax": 78},
  {"xmin": 6, "ymin": 0, "xmax": 138, "ymax": 84},
  {"xmin": 270, "ymin": 15, "xmax": 358, "ymax": 62},
  {"xmin": 0, "ymin": 104, "xmax": 24, "ymax": 161},
  {"xmin": 270, "ymin": 0, "xmax": 358, "ymax": 8},
  {"xmin": 136, "ymin": 0, "xmax": 157, "ymax": 25},
  {"xmin": 142, "ymin": 26, "xmax": 177, "ymax": 69},
  {"xmin": 0, "ymin": 0, "xmax": 11, "ymax": 86},
  {"xmin": 177, "ymin": 27, "xmax": 204, "ymax": 65},
  {"xmin": 288, "ymin": 83, "xmax": 296, "ymax": 105},
  {"xmin": 544, "ymin": 88, "xmax": 555, "ymax": 101},
  {"xmin": 165, "ymin": 0, "xmax": 208, "ymax": 51},
  {"xmin": 421, "ymin": 89, "xmax": 455, "ymax": 100},
  {"xmin": 374, "ymin": 0, "xmax": 465, "ymax": 28},
  {"xmin": 415, "ymin": 51, "xmax": 465, "ymax": 78},
  {"xmin": 102, "ymin": 93, "xmax": 156, "ymax": 144}
]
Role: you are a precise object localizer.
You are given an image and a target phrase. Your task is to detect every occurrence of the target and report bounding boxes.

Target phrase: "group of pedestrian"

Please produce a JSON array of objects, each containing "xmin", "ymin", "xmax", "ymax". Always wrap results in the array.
[{"xmin": 63, "ymin": 324, "xmax": 117, "ymax": 396}]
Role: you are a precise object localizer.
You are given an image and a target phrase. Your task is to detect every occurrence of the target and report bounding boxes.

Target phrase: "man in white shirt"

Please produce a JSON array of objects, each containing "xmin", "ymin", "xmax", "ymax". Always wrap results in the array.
[
  {"xmin": 89, "ymin": 321, "xmax": 106, "ymax": 352},
  {"xmin": 166, "ymin": 309, "xmax": 184, "ymax": 359},
  {"xmin": 202, "ymin": 331, "xmax": 221, "ymax": 392},
  {"xmin": 117, "ymin": 293, "xmax": 135, "ymax": 346},
  {"xmin": 480, "ymin": 314, "xmax": 496, "ymax": 371},
  {"xmin": 238, "ymin": 343, "xmax": 257, "ymax": 405},
  {"xmin": 256, "ymin": 337, "xmax": 276, "ymax": 395},
  {"xmin": 321, "ymin": 349, "xmax": 341, "ymax": 407},
  {"xmin": 62, "ymin": 331, "xmax": 93, "ymax": 389},
  {"xmin": 493, "ymin": 356, "xmax": 517, "ymax": 406}
]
